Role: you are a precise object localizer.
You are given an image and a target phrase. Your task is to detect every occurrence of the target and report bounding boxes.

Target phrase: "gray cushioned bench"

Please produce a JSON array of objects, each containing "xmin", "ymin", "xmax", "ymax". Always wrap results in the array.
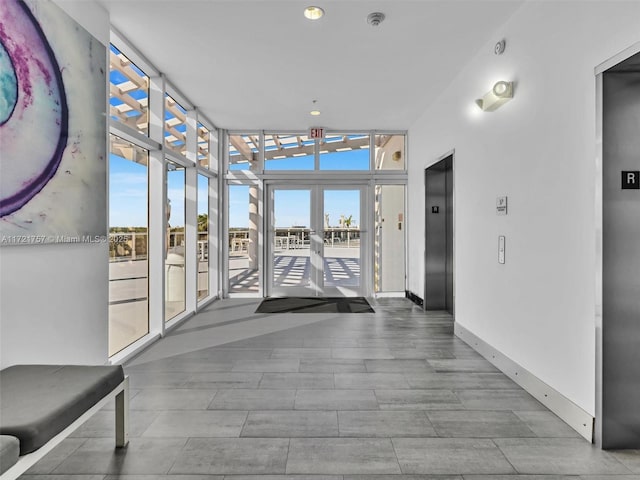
[{"xmin": 0, "ymin": 365, "xmax": 128, "ymax": 479}]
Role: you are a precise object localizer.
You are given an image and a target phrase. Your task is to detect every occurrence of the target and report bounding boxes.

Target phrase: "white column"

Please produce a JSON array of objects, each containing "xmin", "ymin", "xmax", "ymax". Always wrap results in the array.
[
  {"xmin": 248, "ymin": 134, "xmax": 262, "ymax": 272},
  {"xmin": 221, "ymin": 131, "xmax": 229, "ymax": 298},
  {"xmin": 209, "ymin": 171, "xmax": 219, "ymax": 298},
  {"xmin": 147, "ymin": 74, "xmax": 166, "ymax": 334},
  {"xmin": 184, "ymin": 109, "xmax": 198, "ymax": 312},
  {"xmin": 209, "ymin": 128, "xmax": 220, "ymax": 298},
  {"xmin": 248, "ymin": 179, "xmax": 259, "ymax": 271}
]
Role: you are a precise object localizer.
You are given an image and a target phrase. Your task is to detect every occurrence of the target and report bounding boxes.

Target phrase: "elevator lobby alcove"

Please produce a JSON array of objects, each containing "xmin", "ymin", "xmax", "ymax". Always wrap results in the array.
[{"xmin": 424, "ymin": 155, "xmax": 454, "ymax": 314}]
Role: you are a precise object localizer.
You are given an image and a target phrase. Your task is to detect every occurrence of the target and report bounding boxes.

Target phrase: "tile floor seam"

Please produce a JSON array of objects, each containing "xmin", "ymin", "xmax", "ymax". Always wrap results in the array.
[
  {"xmin": 388, "ymin": 436, "xmax": 405, "ymax": 474},
  {"xmin": 371, "ymin": 388, "xmax": 382, "ymax": 410},
  {"xmin": 590, "ymin": 447, "xmax": 635, "ymax": 475},
  {"xmin": 164, "ymin": 436, "xmax": 191, "ymax": 476},
  {"xmin": 284, "ymin": 437, "xmax": 291, "ymax": 474},
  {"xmin": 490, "ymin": 436, "xmax": 523, "ymax": 475},
  {"xmin": 238, "ymin": 409, "xmax": 250, "ymax": 437},
  {"xmin": 205, "ymin": 389, "xmax": 219, "ymax": 409},
  {"xmin": 25, "ymin": 437, "xmax": 89, "ymax": 476},
  {"xmin": 420, "ymin": 409, "xmax": 436, "ymax": 436},
  {"xmin": 256, "ymin": 372, "xmax": 265, "ymax": 388}
]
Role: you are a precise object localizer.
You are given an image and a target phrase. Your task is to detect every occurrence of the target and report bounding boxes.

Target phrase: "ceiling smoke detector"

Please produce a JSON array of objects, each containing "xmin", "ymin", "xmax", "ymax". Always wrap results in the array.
[{"xmin": 367, "ymin": 12, "xmax": 385, "ymax": 26}]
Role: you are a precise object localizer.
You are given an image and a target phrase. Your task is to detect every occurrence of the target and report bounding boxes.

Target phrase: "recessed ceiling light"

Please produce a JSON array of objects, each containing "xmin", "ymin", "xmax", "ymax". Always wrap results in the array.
[
  {"xmin": 304, "ymin": 6, "xmax": 324, "ymax": 20},
  {"xmin": 310, "ymin": 110, "xmax": 321, "ymax": 116}
]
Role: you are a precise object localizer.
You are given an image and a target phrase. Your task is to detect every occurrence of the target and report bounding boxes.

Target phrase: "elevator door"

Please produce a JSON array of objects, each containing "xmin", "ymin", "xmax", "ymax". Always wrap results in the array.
[
  {"xmin": 602, "ymin": 60, "xmax": 640, "ymax": 448},
  {"xmin": 424, "ymin": 155, "xmax": 453, "ymax": 312}
]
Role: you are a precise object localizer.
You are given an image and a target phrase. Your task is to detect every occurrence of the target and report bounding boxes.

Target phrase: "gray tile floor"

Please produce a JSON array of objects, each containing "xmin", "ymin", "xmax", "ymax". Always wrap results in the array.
[{"xmin": 22, "ymin": 298, "xmax": 640, "ymax": 479}]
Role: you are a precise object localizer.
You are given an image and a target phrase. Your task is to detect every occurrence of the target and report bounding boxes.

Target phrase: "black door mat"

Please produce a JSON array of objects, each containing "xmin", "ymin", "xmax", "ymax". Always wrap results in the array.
[{"xmin": 256, "ymin": 297, "xmax": 374, "ymax": 313}]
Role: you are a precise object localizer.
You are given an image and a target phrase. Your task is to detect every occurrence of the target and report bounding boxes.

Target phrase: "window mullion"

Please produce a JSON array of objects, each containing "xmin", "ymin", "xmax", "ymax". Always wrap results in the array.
[{"xmin": 148, "ymin": 74, "xmax": 166, "ymax": 337}]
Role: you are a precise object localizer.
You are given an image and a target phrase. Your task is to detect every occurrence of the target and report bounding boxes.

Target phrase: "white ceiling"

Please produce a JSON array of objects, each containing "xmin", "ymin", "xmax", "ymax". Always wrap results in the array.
[{"xmin": 97, "ymin": 0, "xmax": 524, "ymax": 131}]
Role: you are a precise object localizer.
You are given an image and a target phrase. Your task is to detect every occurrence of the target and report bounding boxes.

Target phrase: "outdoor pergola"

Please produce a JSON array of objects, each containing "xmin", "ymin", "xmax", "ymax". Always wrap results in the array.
[
  {"xmin": 229, "ymin": 133, "xmax": 395, "ymax": 163},
  {"xmin": 111, "ymin": 46, "xmax": 395, "ymax": 166},
  {"xmin": 109, "ymin": 47, "xmax": 210, "ymax": 164}
]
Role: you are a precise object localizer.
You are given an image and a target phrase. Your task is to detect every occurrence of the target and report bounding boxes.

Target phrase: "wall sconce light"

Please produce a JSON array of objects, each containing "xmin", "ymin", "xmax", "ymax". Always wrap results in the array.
[{"xmin": 475, "ymin": 81, "xmax": 513, "ymax": 112}]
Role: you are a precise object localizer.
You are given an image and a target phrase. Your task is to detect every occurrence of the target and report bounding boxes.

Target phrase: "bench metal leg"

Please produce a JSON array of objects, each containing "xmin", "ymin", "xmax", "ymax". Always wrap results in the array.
[{"xmin": 115, "ymin": 376, "xmax": 129, "ymax": 447}]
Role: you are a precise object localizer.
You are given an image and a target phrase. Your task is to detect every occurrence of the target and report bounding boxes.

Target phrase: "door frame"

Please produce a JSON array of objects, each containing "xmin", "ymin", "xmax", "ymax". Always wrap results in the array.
[
  {"xmin": 424, "ymin": 150, "xmax": 455, "ymax": 314},
  {"xmin": 265, "ymin": 181, "xmax": 369, "ymax": 297},
  {"xmin": 594, "ymin": 40, "xmax": 640, "ymax": 449}
]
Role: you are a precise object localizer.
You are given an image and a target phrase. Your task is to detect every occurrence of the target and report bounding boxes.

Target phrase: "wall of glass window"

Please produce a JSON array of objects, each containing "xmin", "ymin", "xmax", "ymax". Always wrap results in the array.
[
  {"xmin": 108, "ymin": 135, "xmax": 149, "ymax": 356},
  {"xmin": 165, "ymin": 161, "xmax": 186, "ymax": 322},
  {"xmin": 108, "ymin": 35, "xmax": 218, "ymax": 359},
  {"xmin": 224, "ymin": 132, "xmax": 407, "ymax": 297},
  {"xmin": 197, "ymin": 174, "xmax": 210, "ymax": 300},
  {"xmin": 109, "ymin": 36, "xmax": 406, "ymax": 355},
  {"xmin": 109, "ymin": 44, "xmax": 148, "ymax": 136}
]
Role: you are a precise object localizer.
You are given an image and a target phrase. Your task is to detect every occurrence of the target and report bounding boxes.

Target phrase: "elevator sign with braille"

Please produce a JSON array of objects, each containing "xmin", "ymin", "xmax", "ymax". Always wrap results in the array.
[
  {"xmin": 496, "ymin": 196, "xmax": 508, "ymax": 215},
  {"xmin": 622, "ymin": 171, "xmax": 639, "ymax": 189}
]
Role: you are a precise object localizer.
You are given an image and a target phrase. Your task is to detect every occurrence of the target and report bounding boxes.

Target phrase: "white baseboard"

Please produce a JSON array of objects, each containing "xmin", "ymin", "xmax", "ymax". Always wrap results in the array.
[{"xmin": 454, "ymin": 322, "xmax": 594, "ymax": 442}]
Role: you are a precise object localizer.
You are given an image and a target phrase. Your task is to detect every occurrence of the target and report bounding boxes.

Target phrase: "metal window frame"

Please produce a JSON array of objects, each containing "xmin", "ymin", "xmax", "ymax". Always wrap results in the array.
[
  {"xmin": 108, "ymin": 29, "xmax": 221, "ymax": 364},
  {"xmin": 222, "ymin": 129, "xmax": 408, "ymax": 298}
]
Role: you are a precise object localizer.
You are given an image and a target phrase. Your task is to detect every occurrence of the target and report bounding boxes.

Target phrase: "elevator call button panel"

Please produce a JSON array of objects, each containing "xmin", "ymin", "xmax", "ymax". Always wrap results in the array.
[{"xmin": 498, "ymin": 236, "xmax": 506, "ymax": 264}]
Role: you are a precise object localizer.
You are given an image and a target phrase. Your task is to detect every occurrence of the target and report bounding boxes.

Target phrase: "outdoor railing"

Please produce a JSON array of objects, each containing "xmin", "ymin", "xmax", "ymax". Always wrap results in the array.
[
  {"xmin": 109, "ymin": 232, "xmax": 148, "ymax": 261},
  {"xmin": 109, "ymin": 231, "xmax": 209, "ymax": 261},
  {"xmin": 109, "ymin": 227, "xmax": 360, "ymax": 261},
  {"xmin": 230, "ymin": 227, "xmax": 361, "ymax": 251}
]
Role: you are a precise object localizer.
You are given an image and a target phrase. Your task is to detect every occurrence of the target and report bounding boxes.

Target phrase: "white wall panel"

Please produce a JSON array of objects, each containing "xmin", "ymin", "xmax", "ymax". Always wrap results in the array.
[
  {"xmin": 0, "ymin": 243, "xmax": 109, "ymax": 367},
  {"xmin": 407, "ymin": 0, "xmax": 640, "ymax": 416},
  {"xmin": 0, "ymin": 0, "xmax": 110, "ymax": 368}
]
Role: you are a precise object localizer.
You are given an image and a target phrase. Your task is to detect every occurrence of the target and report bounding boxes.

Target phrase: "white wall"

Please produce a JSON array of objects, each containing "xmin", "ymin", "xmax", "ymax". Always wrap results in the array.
[
  {"xmin": 0, "ymin": 0, "xmax": 110, "ymax": 368},
  {"xmin": 0, "ymin": 244, "xmax": 109, "ymax": 367},
  {"xmin": 375, "ymin": 135, "xmax": 407, "ymax": 292},
  {"xmin": 407, "ymin": 0, "xmax": 640, "ymax": 416},
  {"xmin": 53, "ymin": 0, "xmax": 110, "ymax": 46},
  {"xmin": 377, "ymin": 185, "xmax": 406, "ymax": 292}
]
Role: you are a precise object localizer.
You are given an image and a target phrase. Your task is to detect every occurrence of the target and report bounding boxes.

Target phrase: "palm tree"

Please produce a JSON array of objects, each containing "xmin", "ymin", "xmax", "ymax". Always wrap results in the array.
[{"xmin": 198, "ymin": 213, "xmax": 208, "ymax": 232}]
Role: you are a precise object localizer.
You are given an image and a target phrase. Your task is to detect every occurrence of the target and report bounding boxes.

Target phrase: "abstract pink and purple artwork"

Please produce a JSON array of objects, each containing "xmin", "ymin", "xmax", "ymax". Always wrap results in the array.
[{"xmin": 0, "ymin": 0, "xmax": 106, "ymax": 245}]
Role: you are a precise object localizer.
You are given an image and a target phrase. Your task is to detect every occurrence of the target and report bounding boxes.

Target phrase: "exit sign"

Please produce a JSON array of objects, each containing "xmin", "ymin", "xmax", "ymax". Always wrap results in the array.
[{"xmin": 309, "ymin": 127, "xmax": 325, "ymax": 139}]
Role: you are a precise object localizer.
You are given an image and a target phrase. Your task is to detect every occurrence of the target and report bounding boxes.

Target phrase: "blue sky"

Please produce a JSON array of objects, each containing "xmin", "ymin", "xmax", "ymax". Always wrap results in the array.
[
  {"xmin": 109, "ymin": 154, "xmax": 208, "ymax": 228},
  {"xmin": 229, "ymin": 187, "xmax": 359, "ymax": 229},
  {"xmin": 232, "ymin": 143, "xmax": 370, "ymax": 172},
  {"xmin": 110, "ymin": 148, "xmax": 364, "ymax": 230}
]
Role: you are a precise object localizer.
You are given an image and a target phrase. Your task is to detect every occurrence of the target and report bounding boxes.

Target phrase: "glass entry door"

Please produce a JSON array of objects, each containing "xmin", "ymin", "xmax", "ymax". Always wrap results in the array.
[{"xmin": 267, "ymin": 185, "xmax": 365, "ymax": 297}]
